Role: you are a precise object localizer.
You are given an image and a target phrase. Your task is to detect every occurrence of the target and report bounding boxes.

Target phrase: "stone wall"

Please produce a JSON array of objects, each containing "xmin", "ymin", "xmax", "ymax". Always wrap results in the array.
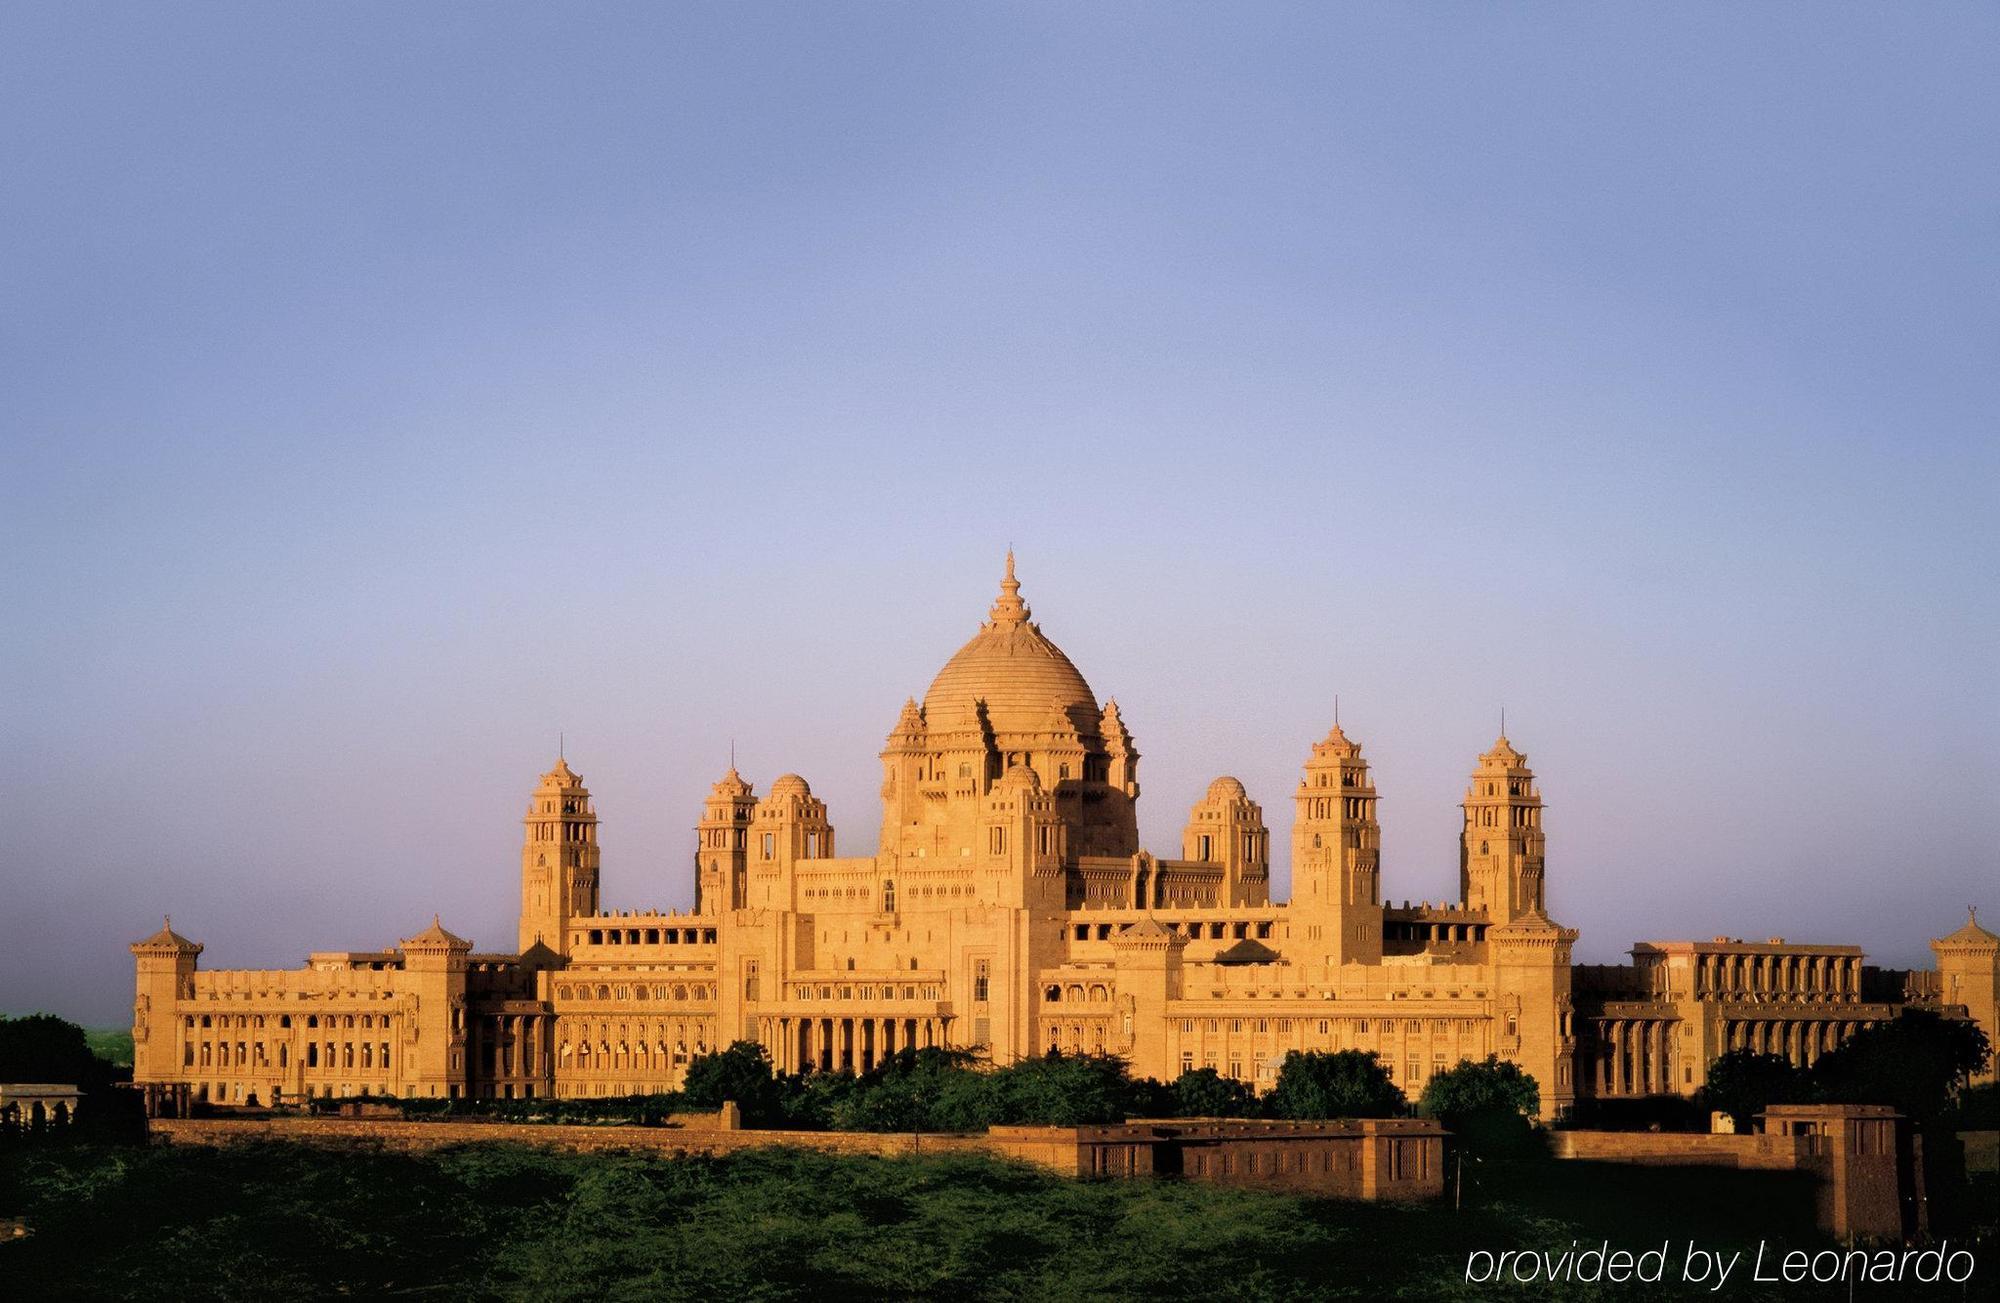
[
  {"xmin": 148, "ymin": 1115, "xmax": 1443, "ymax": 1201},
  {"xmin": 151, "ymin": 1116, "xmax": 985, "ymax": 1160},
  {"xmin": 1551, "ymin": 1129, "xmax": 1809, "ymax": 1171}
]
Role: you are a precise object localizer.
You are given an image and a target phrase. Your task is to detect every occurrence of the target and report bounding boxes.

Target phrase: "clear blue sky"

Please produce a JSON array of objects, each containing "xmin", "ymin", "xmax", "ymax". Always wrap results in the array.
[{"xmin": 3, "ymin": 4, "xmax": 1994, "ymax": 1025}]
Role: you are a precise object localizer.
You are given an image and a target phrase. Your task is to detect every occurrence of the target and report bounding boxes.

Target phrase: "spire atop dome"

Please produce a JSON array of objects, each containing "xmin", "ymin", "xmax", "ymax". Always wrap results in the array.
[{"xmin": 989, "ymin": 549, "xmax": 1030, "ymax": 625}]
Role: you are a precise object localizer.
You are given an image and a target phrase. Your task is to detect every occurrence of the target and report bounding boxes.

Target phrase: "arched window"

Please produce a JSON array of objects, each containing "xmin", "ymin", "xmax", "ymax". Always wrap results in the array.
[
  {"xmin": 882, "ymin": 879, "xmax": 896, "ymax": 912},
  {"xmin": 1045, "ymin": 985, "xmax": 1061, "ymax": 1002}
]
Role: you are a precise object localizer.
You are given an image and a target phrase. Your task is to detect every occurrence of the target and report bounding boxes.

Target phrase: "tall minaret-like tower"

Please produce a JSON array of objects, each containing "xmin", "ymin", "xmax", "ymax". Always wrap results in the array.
[
  {"xmin": 1459, "ymin": 734, "xmax": 1546, "ymax": 923},
  {"xmin": 695, "ymin": 767, "xmax": 757, "ymax": 914},
  {"xmin": 518, "ymin": 756, "xmax": 600, "ymax": 953},
  {"xmin": 1290, "ymin": 721, "xmax": 1383, "ymax": 965}
]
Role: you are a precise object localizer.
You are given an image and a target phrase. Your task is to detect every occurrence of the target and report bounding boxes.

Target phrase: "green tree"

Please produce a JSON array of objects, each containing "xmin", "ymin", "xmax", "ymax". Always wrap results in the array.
[
  {"xmin": 1266, "ymin": 1050, "xmax": 1405, "ymax": 1120},
  {"xmin": 681, "ymin": 1041, "xmax": 789, "ymax": 1123},
  {"xmin": 1418, "ymin": 1056, "xmax": 1540, "ymax": 1156},
  {"xmin": 987, "ymin": 1051, "xmax": 1135, "ymax": 1126},
  {"xmin": 1694, "ymin": 1051, "xmax": 1806, "ymax": 1130},
  {"xmin": 1167, "ymin": 1067, "xmax": 1257, "ymax": 1118},
  {"xmin": 1807, "ymin": 1008, "xmax": 1993, "ymax": 1125},
  {"xmin": 0, "ymin": 1014, "xmax": 109, "ymax": 1088},
  {"xmin": 830, "ymin": 1047, "xmax": 982, "ymax": 1132}
]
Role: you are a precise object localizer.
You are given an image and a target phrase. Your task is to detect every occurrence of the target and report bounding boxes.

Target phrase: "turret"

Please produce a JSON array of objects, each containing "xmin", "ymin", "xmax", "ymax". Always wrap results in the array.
[
  {"xmin": 750, "ymin": 774, "xmax": 833, "ymax": 908},
  {"xmin": 130, "ymin": 918, "xmax": 201, "ymax": 1090},
  {"xmin": 1183, "ymin": 777, "xmax": 1271, "ymax": 907},
  {"xmin": 518, "ymin": 756, "xmax": 600, "ymax": 953},
  {"xmin": 982, "ymin": 762, "xmax": 1064, "ymax": 908},
  {"xmin": 695, "ymin": 767, "xmax": 757, "ymax": 914},
  {"xmin": 1290, "ymin": 721, "xmax": 1383, "ymax": 965},
  {"xmin": 1933, "ymin": 909, "xmax": 2000, "ymax": 1085},
  {"xmin": 1459, "ymin": 734, "xmax": 1545, "ymax": 924},
  {"xmin": 399, "ymin": 917, "xmax": 472, "ymax": 1099}
]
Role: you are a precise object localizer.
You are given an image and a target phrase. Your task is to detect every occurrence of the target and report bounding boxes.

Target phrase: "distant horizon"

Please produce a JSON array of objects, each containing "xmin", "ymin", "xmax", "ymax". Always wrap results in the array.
[{"xmin": 5, "ymin": 5, "xmax": 1993, "ymax": 1024}]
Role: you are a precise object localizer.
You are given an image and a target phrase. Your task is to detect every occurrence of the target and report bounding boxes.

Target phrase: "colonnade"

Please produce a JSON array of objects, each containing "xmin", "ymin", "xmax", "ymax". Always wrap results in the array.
[
  {"xmin": 763, "ymin": 1015, "xmax": 951, "ymax": 1074},
  {"xmin": 1722, "ymin": 1017, "xmax": 1871, "ymax": 1068},
  {"xmin": 1591, "ymin": 1018, "xmax": 1676, "ymax": 1096},
  {"xmin": 1698, "ymin": 953, "xmax": 1862, "ymax": 999}
]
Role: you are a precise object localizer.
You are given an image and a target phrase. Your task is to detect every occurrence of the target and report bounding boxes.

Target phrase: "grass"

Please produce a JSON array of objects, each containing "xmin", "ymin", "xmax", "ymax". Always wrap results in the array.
[{"xmin": 0, "ymin": 1139, "xmax": 1972, "ymax": 1301}]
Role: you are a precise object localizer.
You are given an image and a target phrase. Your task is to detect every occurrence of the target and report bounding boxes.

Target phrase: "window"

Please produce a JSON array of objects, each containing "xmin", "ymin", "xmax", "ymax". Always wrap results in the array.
[
  {"xmin": 763, "ymin": 833, "xmax": 775, "ymax": 858},
  {"xmin": 882, "ymin": 880, "xmax": 896, "ymax": 913},
  {"xmin": 973, "ymin": 960, "xmax": 990, "ymax": 1003}
]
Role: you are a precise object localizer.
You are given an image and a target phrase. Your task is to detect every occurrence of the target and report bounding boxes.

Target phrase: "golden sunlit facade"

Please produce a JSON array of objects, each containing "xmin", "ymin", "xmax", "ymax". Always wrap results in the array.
[{"xmin": 131, "ymin": 559, "xmax": 2000, "ymax": 1117}]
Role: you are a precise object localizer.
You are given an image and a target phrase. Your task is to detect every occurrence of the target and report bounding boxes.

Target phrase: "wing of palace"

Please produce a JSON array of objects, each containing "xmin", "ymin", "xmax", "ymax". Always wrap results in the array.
[{"xmin": 130, "ymin": 558, "xmax": 2000, "ymax": 1117}]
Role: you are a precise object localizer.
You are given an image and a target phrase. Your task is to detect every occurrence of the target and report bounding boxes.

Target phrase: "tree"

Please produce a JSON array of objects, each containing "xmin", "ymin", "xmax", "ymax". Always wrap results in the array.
[
  {"xmin": 1807, "ymin": 1008, "xmax": 1993, "ymax": 1126},
  {"xmin": 1266, "ymin": 1050, "xmax": 1405, "ymax": 1120},
  {"xmin": 681, "ymin": 1041, "xmax": 789, "ymax": 1123},
  {"xmin": 987, "ymin": 1051, "xmax": 1136, "ymax": 1126},
  {"xmin": 1694, "ymin": 1050, "xmax": 1805, "ymax": 1130},
  {"xmin": 1417, "ymin": 1056, "xmax": 1540, "ymax": 1156},
  {"xmin": 0, "ymin": 1014, "xmax": 110, "ymax": 1089},
  {"xmin": 1167, "ymin": 1067, "xmax": 1257, "ymax": 1118},
  {"xmin": 829, "ymin": 1047, "xmax": 982, "ymax": 1132}
]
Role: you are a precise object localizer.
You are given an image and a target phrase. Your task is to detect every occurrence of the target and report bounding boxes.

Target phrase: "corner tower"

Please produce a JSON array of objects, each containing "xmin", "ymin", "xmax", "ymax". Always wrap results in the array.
[
  {"xmin": 130, "ymin": 918, "xmax": 201, "ymax": 1093},
  {"xmin": 518, "ymin": 756, "xmax": 600, "ymax": 953},
  {"xmin": 1459, "ymin": 734, "xmax": 1545, "ymax": 924},
  {"xmin": 1290, "ymin": 722, "xmax": 1383, "ymax": 965},
  {"xmin": 1933, "ymin": 909, "xmax": 2000, "ymax": 1085}
]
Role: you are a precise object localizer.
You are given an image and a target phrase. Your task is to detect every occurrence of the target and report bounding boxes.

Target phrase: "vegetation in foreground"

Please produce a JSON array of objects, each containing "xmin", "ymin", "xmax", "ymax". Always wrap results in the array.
[{"xmin": 0, "ymin": 1137, "xmax": 1877, "ymax": 1302}]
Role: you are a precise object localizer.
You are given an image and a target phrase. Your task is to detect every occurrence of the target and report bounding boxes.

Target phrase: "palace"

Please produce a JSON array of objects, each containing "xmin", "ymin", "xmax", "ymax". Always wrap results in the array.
[{"xmin": 131, "ymin": 559, "xmax": 1999, "ymax": 1117}]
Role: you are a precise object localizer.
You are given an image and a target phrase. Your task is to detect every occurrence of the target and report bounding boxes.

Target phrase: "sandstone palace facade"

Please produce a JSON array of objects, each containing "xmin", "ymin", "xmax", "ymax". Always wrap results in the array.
[{"xmin": 131, "ymin": 560, "xmax": 2000, "ymax": 1117}]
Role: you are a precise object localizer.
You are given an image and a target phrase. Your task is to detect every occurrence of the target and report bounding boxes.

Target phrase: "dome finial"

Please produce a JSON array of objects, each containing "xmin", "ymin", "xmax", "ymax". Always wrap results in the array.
[{"xmin": 990, "ymin": 548, "xmax": 1029, "ymax": 624}]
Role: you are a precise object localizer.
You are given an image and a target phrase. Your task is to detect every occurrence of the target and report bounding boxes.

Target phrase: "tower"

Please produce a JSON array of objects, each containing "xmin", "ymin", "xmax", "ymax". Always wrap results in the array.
[
  {"xmin": 130, "ymin": 918, "xmax": 201, "ymax": 1098},
  {"xmin": 695, "ymin": 767, "xmax": 757, "ymax": 914},
  {"xmin": 400, "ymin": 917, "xmax": 472, "ymax": 1099},
  {"xmin": 1182, "ymin": 777, "xmax": 1271, "ymax": 907},
  {"xmin": 1459, "ymin": 734, "xmax": 1545, "ymax": 924},
  {"xmin": 518, "ymin": 756, "xmax": 600, "ymax": 953},
  {"xmin": 1933, "ymin": 909, "xmax": 2000, "ymax": 1085},
  {"xmin": 1290, "ymin": 722, "xmax": 1383, "ymax": 965}
]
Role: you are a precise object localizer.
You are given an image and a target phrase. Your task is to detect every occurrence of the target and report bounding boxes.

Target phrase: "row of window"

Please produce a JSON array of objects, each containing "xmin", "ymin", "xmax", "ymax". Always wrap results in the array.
[
  {"xmin": 186, "ymin": 1012, "xmax": 388, "ymax": 1030},
  {"xmin": 185, "ymin": 1039, "xmax": 390, "ymax": 1071},
  {"xmin": 788, "ymin": 984, "xmax": 943, "ymax": 1002},
  {"xmin": 556, "ymin": 982, "xmax": 712, "ymax": 1002}
]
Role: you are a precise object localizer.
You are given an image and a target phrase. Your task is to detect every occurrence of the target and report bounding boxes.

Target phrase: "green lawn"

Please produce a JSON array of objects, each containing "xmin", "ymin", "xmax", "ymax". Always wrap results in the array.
[{"xmin": 0, "ymin": 1140, "xmax": 1956, "ymax": 1301}]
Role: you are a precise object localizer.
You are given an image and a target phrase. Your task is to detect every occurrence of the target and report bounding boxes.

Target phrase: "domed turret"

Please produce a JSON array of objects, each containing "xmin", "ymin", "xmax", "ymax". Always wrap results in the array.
[{"xmin": 1184, "ymin": 777, "xmax": 1269, "ymax": 906}]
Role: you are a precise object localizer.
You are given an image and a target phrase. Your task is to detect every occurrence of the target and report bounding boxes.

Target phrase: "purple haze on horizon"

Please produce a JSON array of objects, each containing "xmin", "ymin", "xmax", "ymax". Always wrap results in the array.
[{"xmin": 2, "ymin": 4, "xmax": 1994, "ymax": 1025}]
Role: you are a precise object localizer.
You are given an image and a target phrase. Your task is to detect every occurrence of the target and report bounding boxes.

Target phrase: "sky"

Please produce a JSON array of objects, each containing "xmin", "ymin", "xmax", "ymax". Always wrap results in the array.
[{"xmin": 2, "ymin": 4, "xmax": 1995, "ymax": 1026}]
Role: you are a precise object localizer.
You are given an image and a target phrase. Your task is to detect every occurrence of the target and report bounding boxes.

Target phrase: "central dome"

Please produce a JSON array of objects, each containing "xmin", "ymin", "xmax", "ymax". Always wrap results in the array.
[{"xmin": 922, "ymin": 554, "xmax": 1099, "ymax": 738}]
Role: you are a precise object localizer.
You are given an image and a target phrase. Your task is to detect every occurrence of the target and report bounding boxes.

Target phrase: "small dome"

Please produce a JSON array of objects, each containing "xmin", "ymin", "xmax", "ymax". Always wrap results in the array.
[
  {"xmin": 769, "ymin": 773, "xmax": 811, "ymax": 799},
  {"xmin": 996, "ymin": 762, "xmax": 1043, "ymax": 794},
  {"xmin": 711, "ymin": 767, "xmax": 753, "ymax": 797},
  {"xmin": 1205, "ymin": 776, "xmax": 1247, "ymax": 801}
]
